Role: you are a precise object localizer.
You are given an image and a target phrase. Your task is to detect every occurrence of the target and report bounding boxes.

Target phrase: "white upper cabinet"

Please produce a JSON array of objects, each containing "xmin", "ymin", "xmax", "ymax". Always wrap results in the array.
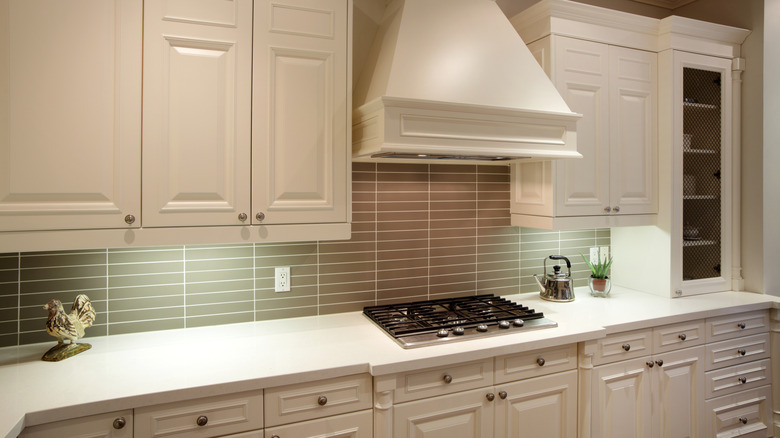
[
  {"xmin": 0, "ymin": 0, "xmax": 350, "ymax": 251},
  {"xmin": 142, "ymin": 0, "xmax": 253, "ymax": 228},
  {"xmin": 509, "ymin": 24, "xmax": 657, "ymax": 230},
  {"xmin": 252, "ymin": 0, "xmax": 349, "ymax": 225},
  {"xmin": 0, "ymin": 0, "xmax": 142, "ymax": 232}
]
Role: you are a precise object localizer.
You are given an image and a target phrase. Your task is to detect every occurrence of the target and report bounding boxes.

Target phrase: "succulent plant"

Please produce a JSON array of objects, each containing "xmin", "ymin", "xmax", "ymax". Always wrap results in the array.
[{"xmin": 580, "ymin": 248, "xmax": 613, "ymax": 279}]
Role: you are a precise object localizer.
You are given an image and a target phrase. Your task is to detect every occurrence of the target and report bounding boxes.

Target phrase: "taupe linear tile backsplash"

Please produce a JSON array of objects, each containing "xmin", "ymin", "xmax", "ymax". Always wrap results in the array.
[{"xmin": 0, "ymin": 163, "xmax": 609, "ymax": 348}]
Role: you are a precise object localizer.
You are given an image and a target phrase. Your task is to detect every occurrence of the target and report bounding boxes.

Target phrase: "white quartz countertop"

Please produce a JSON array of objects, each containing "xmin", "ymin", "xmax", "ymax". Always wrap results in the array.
[{"xmin": 1, "ymin": 287, "xmax": 778, "ymax": 437}]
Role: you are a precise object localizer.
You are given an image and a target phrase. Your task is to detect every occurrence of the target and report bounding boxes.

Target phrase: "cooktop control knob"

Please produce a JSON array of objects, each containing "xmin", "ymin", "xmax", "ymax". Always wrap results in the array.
[
  {"xmin": 437, "ymin": 328, "xmax": 449, "ymax": 337},
  {"xmin": 453, "ymin": 326, "xmax": 465, "ymax": 335},
  {"xmin": 498, "ymin": 320, "xmax": 511, "ymax": 329},
  {"xmin": 476, "ymin": 324, "xmax": 489, "ymax": 332},
  {"xmin": 513, "ymin": 319, "xmax": 525, "ymax": 327}
]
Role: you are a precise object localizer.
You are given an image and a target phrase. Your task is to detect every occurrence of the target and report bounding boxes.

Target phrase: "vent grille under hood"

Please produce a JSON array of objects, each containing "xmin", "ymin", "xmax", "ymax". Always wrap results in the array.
[{"xmin": 352, "ymin": 0, "xmax": 581, "ymax": 163}]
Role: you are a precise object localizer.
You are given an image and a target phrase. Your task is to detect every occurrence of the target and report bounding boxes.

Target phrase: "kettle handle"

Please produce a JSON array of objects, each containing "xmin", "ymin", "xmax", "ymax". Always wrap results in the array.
[{"xmin": 543, "ymin": 255, "xmax": 572, "ymax": 276}]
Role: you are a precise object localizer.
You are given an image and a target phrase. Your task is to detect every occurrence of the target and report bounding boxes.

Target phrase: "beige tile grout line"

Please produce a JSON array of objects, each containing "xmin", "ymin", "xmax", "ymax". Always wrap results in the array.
[{"xmin": 16, "ymin": 252, "xmax": 21, "ymax": 346}]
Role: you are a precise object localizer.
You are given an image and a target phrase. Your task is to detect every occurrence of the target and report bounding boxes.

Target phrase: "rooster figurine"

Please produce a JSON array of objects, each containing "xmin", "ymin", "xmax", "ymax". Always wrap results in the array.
[{"xmin": 42, "ymin": 294, "xmax": 96, "ymax": 361}]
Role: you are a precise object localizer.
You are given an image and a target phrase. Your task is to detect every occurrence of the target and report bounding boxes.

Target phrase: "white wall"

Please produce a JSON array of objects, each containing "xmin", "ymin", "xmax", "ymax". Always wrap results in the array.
[{"xmin": 763, "ymin": 0, "xmax": 780, "ymax": 296}]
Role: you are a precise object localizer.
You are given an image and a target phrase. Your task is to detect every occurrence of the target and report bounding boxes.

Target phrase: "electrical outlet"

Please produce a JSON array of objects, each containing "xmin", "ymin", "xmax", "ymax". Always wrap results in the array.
[
  {"xmin": 275, "ymin": 267, "xmax": 290, "ymax": 292},
  {"xmin": 589, "ymin": 247, "xmax": 599, "ymax": 264},
  {"xmin": 599, "ymin": 246, "xmax": 610, "ymax": 263}
]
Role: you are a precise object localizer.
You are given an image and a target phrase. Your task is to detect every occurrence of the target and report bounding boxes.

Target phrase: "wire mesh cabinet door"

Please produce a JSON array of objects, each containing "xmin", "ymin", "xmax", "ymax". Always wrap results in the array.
[{"xmin": 672, "ymin": 51, "xmax": 734, "ymax": 296}]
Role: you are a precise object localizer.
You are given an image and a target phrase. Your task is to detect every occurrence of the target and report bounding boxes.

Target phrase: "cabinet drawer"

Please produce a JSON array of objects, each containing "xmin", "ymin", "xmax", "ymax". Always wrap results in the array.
[
  {"xmin": 135, "ymin": 390, "xmax": 262, "ymax": 438},
  {"xmin": 652, "ymin": 319, "xmax": 705, "ymax": 354},
  {"xmin": 706, "ymin": 310, "xmax": 769, "ymax": 343},
  {"xmin": 590, "ymin": 328, "xmax": 652, "ymax": 366},
  {"xmin": 705, "ymin": 333, "xmax": 770, "ymax": 371},
  {"xmin": 264, "ymin": 373, "xmax": 371, "ymax": 427},
  {"xmin": 265, "ymin": 410, "xmax": 373, "ymax": 438},
  {"xmin": 495, "ymin": 344, "xmax": 577, "ymax": 384},
  {"xmin": 19, "ymin": 410, "xmax": 133, "ymax": 438},
  {"xmin": 390, "ymin": 359, "xmax": 494, "ymax": 404},
  {"xmin": 705, "ymin": 359, "xmax": 772, "ymax": 399},
  {"xmin": 704, "ymin": 385, "xmax": 772, "ymax": 437}
]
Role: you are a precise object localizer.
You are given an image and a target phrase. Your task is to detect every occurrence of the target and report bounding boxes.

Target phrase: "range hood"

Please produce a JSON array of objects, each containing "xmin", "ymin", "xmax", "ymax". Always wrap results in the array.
[{"xmin": 352, "ymin": 0, "xmax": 581, "ymax": 163}]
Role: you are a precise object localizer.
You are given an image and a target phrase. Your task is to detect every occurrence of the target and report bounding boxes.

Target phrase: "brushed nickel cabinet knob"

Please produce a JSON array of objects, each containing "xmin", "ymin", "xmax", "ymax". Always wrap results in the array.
[
  {"xmin": 646, "ymin": 361, "xmax": 655, "ymax": 368},
  {"xmin": 486, "ymin": 392, "xmax": 495, "ymax": 401},
  {"xmin": 738, "ymin": 376, "xmax": 747, "ymax": 384},
  {"xmin": 318, "ymin": 395, "xmax": 328, "ymax": 406},
  {"xmin": 604, "ymin": 206, "xmax": 612, "ymax": 213},
  {"xmin": 537, "ymin": 357, "xmax": 546, "ymax": 366},
  {"xmin": 256, "ymin": 212, "xmax": 265, "ymax": 222},
  {"xmin": 613, "ymin": 206, "xmax": 620, "ymax": 213},
  {"xmin": 498, "ymin": 391, "xmax": 507, "ymax": 400},
  {"xmin": 196, "ymin": 415, "xmax": 208, "ymax": 426},
  {"xmin": 112, "ymin": 417, "xmax": 126, "ymax": 429},
  {"xmin": 443, "ymin": 374, "xmax": 453, "ymax": 384},
  {"xmin": 622, "ymin": 343, "xmax": 631, "ymax": 351},
  {"xmin": 238, "ymin": 212, "xmax": 247, "ymax": 222},
  {"xmin": 737, "ymin": 322, "xmax": 746, "ymax": 329},
  {"xmin": 124, "ymin": 214, "xmax": 135, "ymax": 225},
  {"xmin": 678, "ymin": 333, "xmax": 687, "ymax": 341}
]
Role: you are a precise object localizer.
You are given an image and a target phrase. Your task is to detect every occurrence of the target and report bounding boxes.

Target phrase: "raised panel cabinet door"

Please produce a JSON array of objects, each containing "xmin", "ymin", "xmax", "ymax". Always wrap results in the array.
[
  {"xmin": 494, "ymin": 370, "xmax": 577, "ymax": 438},
  {"xmin": 591, "ymin": 358, "xmax": 653, "ymax": 438},
  {"xmin": 252, "ymin": 0, "xmax": 348, "ymax": 225},
  {"xmin": 553, "ymin": 36, "xmax": 611, "ymax": 216},
  {"xmin": 19, "ymin": 410, "xmax": 133, "ymax": 438},
  {"xmin": 142, "ymin": 0, "xmax": 253, "ymax": 227},
  {"xmin": 609, "ymin": 46, "xmax": 658, "ymax": 215},
  {"xmin": 392, "ymin": 388, "xmax": 495, "ymax": 438},
  {"xmin": 0, "ymin": 0, "xmax": 141, "ymax": 231},
  {"xmin": 264, "ymin": 410, "xmax": 372, "ymax": 438},
  {"xmin": 653, "ymin": 346, "xmax": 706, "ymax": 438}
]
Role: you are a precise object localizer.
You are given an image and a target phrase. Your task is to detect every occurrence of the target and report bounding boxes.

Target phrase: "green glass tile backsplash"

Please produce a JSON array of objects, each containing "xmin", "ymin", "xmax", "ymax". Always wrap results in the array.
[{"xmin": 0, "ymin": 163, "xmax": 609, "ymax": 348}]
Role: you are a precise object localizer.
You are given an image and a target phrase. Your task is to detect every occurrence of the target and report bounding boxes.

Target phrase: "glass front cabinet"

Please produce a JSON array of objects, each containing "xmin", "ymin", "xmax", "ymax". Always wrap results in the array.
[{"xmin": 673, "ymin": 52, "xmax": 734, "ymax": 296}]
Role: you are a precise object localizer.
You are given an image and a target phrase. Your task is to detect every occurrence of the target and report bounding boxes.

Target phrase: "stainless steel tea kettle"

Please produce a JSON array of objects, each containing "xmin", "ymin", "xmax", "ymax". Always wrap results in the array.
[{"xmin": 533, "ymin": 255, "xmax": 575, "ymax": 302}]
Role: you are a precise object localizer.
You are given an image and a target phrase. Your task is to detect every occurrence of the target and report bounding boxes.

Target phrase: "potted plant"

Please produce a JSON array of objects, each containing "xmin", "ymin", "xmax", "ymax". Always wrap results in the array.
[{"xmin": 580, "ymin": 248, "xmax": 613, "ymax": 297}]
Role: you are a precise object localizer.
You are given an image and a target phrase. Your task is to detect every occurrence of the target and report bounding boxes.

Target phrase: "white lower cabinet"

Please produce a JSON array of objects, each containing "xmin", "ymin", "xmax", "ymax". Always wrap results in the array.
[
  {"xmin": 376, "ymin": 345, "xmax": 578, "ymax": 438},
  {"xmin": 582, "ymin": 322, "xmax": 707, "ymax": 438},
  {"xmin": 703, "ymin": 311, "xmax": 773, "ymax": 437},
  {"xmin": 18, "ymin": 410, "xmax": 132, "ymax": 438},
  {"xmin": 589, "ymin": 345, "xmax": 705, "ymax": 438}
]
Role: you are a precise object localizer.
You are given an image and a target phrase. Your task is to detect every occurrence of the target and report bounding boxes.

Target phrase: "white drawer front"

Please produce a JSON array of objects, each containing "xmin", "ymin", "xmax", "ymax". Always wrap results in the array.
[
  {"xmin": 495, "ymin": 344, "xmax": 577, "ymax": 384},
  {"xmin": 704, "ymin": 385, "xmax": 772, "ymax": 438},
  {"xmin": 705, "ymin": 333, "xmax": 771, "ymax": 371},
  {"xmin": 391, "ymin": 359, "xmax": 494, "ymax": 404},
  {"xmin": 20, "ymin": 410, "xmax": 133, "ymax": 438},
  {"xmin": 265, "ymin": 373, "xmax": 372, "ymax": 427},
  {"xmin": 705, "ymin": 359, "xmax": 773, "ymax": 399},
  {"xmin": 591, "ymin": 328, "xmax": 652, "ymax": 366},
  {"xmin": 265, "ymin": 410, "xmax": 373, "ymax": 438},
  {"xmin": 652, "ymin": 319, "xmax": 705, "ymax": 354},
  {"xmin": 706, "ymin": 310, "xmax": 769, "ymax": 343},
  {"xmin": 135, "ymin": 390, "xmax": 262, "ymax": 438}
]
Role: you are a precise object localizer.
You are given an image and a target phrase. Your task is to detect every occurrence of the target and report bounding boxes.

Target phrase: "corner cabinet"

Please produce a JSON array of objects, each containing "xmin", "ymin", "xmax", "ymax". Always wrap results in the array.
[
  {"xmin": 611, "ymin": 16, "xmax": 749, "ymax": 298},
  {"xmin": 0, "ymin": 0, "xmax": 142, "ymax": 232},
  {"xmin": 509, "ymin": 6, "xmax": 658, "ymax": 230},
  {"xmin": 0, "ymin": 0, "xmax": 352, "ymax": 252}
]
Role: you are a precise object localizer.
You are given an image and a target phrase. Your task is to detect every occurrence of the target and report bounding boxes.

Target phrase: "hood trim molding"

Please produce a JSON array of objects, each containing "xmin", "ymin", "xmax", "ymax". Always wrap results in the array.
[{"xmin": 353, "ymin": 96, "xmax": 581, "ymax": 163}]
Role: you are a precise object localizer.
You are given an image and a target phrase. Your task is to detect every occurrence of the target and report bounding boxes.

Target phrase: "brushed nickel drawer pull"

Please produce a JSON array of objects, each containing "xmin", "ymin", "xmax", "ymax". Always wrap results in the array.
[
  {"xmin": 486, "ymin": 392, "xmax": 495, "ymax": 401},
  {"xmin": 738, "ymin": 376, "xmax": 747, "ymax": 384},
  {"xmin": 443, "ymin": 374, "xmax": 453, "ymax": 384},
  {"xmin": 678, "ymin": 333, "xmax": 687, "ymax": 341},
  {"xmin": 536, "ymin": 357, "xmax": 545, "ymax": 366},
  {"xmin": 622, "ymin": 343, "xmax": 631, "ymax": 351},
  {"xmin": 738, "ymin": 349, "xmax": 747, "ymax": 356},
  {"xmin": 318, "ymin": 395, "xmax": 328, "ymax": 406},
  {"xmin": 739, "ymin": 417, "xmax": 748, "ymax": 424},
  {"xmin": 737, "ymin": 322, "xmax": 746, "ymax": 329},
  {"xmin": 196, "ymin": 415, "xmax": 208, "ymax": 427},
  {"xmin": 655, "ymin": 359, "xmax": 664, "ymax": 367},
  {"xmin": 646, "ymin": 360, "xmax": 654, "ymax": 368},
  {"xmin": 498, "ymin": 391, "xmax": 507, "ymax": 399}
]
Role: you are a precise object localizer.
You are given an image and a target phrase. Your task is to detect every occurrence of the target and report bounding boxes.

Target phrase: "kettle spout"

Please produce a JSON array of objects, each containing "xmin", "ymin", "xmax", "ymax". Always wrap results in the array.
[{"xmin": 533, "ymin": 274, "xmax": 545, "ymax": 293}]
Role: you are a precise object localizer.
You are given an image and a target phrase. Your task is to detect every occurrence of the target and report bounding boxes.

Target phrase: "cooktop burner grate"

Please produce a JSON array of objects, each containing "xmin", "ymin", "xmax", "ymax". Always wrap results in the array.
[{"xmin": 363, "ymin": 294, "xmax": 556, "ymax": 348}]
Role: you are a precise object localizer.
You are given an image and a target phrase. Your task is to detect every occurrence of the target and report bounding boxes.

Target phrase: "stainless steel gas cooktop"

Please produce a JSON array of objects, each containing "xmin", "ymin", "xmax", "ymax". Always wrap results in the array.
[{"xmin": 363, "ymin": 294, "xmax": 557, "ymax": 348}]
